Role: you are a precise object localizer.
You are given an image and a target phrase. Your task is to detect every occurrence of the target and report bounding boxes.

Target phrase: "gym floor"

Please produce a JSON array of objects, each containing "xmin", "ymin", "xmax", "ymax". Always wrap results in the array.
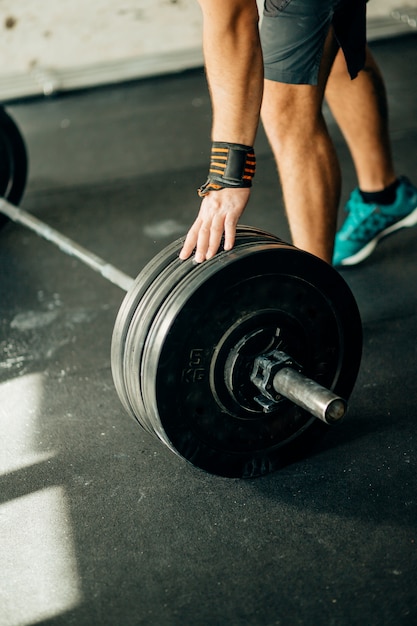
[{"xmin": 1, "ymin": 34, "xmax": 417, "ymax": 626}]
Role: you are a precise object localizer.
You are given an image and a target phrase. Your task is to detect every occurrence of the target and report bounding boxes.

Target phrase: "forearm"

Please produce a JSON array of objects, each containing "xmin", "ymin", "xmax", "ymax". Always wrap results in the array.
[{"xmin": 199, "ymin": 0, "xmax": 263, "ymax": 146}]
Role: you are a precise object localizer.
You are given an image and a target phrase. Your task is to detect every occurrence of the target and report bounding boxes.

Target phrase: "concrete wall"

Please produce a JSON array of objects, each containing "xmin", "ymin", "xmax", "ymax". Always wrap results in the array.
[
  {"xmin": 0, "ymin": 1, "xmax": 203, "ymax": 73},
  {"xmin": 0, "ymin": 0, "xmax": 416, "ymax": 101}
]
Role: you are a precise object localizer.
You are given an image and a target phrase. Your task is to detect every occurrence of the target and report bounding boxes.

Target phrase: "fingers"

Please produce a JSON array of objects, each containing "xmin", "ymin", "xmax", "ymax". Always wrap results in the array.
[
  {"xmin": 179, "ymin": 217, "xmax": 222, "ymax": 263},
  {"xmin": 179, "ymin": 187, "xmax": 251, "ymax": 262},
  {"xmin": 179, "ymin": 222, "xmax": 200, "ymax": 261},
  {"xmin": 205, "ymin": 213, "xmax": 225, "ymax": 260},
  {"xmin": 194, "ymin": 221, "xmax": 211, "ymax": 263},
  {"xmin": 223, "ymin": 212, "xmax": 239, "ymax": 252}
]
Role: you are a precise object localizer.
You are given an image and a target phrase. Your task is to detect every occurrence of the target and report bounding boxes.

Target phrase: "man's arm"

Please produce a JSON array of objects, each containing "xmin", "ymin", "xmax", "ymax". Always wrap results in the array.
[{"xmin": 179, "ymin": 0, "xmax": 264, "ymax": 262}]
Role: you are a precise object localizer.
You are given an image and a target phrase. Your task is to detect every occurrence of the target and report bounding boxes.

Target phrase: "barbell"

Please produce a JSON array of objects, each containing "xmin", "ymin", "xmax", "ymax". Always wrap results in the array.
[
  {"xmin": 0, "ymin": 107, "xmax": 362, "ymax": 478},
  {"xmin": 0, "ymin": 107, "xmax": 28, "ymax": 224}
]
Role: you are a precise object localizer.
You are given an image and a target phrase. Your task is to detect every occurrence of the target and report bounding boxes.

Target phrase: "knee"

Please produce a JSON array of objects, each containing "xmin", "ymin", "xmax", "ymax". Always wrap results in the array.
[{"xmin": 261, "ymin": 81, "xmax": 324, "ymax": 146}]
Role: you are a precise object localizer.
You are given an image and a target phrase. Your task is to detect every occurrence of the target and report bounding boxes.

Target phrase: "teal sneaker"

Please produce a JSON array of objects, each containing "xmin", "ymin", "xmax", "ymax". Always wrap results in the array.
[{"xmin": 333, "ymin": 176, "xmax": 417, "ymax": 266}]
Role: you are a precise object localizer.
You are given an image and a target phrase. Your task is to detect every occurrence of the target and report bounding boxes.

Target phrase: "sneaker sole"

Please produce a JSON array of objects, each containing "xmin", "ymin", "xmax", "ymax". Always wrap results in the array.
[{"xmin": 339, "ymin": 204, "xmax": 417, "ymax": 266}]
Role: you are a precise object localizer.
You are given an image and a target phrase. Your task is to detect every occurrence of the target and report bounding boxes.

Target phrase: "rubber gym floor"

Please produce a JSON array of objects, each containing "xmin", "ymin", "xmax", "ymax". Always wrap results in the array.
[{"xmin": 1, "ymin": 33, "xmax": 416, "ymax": 626}]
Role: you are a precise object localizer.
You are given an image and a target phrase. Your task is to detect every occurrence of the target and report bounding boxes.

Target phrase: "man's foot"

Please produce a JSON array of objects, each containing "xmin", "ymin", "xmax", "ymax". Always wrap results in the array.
[{"xmin": 333, "ymin": 176, "xmax": 417, "ymax": 267}]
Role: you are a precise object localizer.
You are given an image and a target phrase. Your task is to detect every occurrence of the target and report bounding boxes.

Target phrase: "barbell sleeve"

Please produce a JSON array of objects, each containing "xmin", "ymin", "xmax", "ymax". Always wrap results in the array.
[
  {"xmin": 0, "ymin": 198, "xmax": 135, "ymax": 292},
  {"xmin": 272, "ymin": 366, "xmax": 347, "ymax": 424}
]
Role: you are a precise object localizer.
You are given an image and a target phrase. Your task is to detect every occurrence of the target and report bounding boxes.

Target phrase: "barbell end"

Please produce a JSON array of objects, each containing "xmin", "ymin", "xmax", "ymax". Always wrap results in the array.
[
  {"xmin": 250, "ymin": 351, "xmax": 348, "ymax": 425},
  {"xmin": 272, "ymin": 367, "xmax": 347, "ymax": 425},
  {"xmin": 324, "ymin": 397, "xmax": 347, "ymax": 424}
]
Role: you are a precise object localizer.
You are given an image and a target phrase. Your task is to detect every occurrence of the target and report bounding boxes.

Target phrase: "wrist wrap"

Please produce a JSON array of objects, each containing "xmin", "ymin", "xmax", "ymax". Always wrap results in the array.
[{"xmin": 198, "ymin": 142, "xmax": 256, "ymax": 197}]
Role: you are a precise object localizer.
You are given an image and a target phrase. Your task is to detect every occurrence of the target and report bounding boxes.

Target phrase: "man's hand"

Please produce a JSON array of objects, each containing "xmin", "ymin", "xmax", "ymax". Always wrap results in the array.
[{"xmin": 179, "ymin": 187, "xmax": 251, "ymax": 262}]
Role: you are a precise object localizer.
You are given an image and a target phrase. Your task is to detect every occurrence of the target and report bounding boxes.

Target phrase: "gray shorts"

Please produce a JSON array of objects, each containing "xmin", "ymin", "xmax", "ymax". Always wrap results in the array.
[{"xmin": 260, "ymin": 0, "xmax": 367, "ymax": 85}]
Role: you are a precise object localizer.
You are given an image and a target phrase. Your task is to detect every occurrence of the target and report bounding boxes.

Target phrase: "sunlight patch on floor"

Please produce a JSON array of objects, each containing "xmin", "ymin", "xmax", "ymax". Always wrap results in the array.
[{"xmin": 0, "ymin": 374, "xmax": 82, "ymax": 625}]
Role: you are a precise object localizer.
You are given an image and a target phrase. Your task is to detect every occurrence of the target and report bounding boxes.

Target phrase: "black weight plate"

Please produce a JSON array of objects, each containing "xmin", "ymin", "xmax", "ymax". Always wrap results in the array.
[
  {"xmin": 117, "ymin": 227, "xmax": 283, "ymax": 433},
  {"xmin": 140, "ymin": 242, "xmax": 362, "ymax": 478},
  {"xmin": 0, "ymin": 107, "xmax": 28, "ymax": 227}
]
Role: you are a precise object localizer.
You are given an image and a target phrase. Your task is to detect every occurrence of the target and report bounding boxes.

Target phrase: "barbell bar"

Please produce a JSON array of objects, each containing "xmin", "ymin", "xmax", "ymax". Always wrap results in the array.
[{"xmin": 0, "ymin": 198, "xmax": 134, "ymax": 291}]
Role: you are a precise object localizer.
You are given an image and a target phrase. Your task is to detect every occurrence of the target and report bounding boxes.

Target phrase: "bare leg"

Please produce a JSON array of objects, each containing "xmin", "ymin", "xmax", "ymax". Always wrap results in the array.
[
  {"xmin": 261, "ymin": 30, "xmax": 340, "ymax": 263},
  {"xmin": 325, "ymin": 45, "xmax": 396, "ymax": 192}
]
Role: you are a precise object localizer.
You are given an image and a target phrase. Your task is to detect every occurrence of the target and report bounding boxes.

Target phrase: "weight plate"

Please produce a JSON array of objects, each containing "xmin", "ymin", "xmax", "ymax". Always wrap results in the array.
[
  {"xmin": 0, "ymin": 107, "xmax": 28, "ymax": 226},
  {"xmin": 138, "ymin": 240, "xmax": 362, "ymax": 478}
]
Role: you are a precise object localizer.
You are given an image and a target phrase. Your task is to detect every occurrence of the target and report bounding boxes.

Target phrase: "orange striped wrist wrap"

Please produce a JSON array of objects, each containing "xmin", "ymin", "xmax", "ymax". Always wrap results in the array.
[{"xmin": 198, "ymin": 142, "xmax": 256, "ymax": 197}]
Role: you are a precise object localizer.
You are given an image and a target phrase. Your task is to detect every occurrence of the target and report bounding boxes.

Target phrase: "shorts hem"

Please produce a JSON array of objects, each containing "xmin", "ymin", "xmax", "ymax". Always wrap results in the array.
[{"xmin": 263, "ymin": 67, "xmax": 319, "ymax": 86}]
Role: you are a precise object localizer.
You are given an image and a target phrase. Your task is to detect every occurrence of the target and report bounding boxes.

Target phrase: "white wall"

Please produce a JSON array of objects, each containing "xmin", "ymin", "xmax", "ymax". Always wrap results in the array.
[{"xmin": 0, "ymin": 0, "xmax": 416, "ymax": 100}]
